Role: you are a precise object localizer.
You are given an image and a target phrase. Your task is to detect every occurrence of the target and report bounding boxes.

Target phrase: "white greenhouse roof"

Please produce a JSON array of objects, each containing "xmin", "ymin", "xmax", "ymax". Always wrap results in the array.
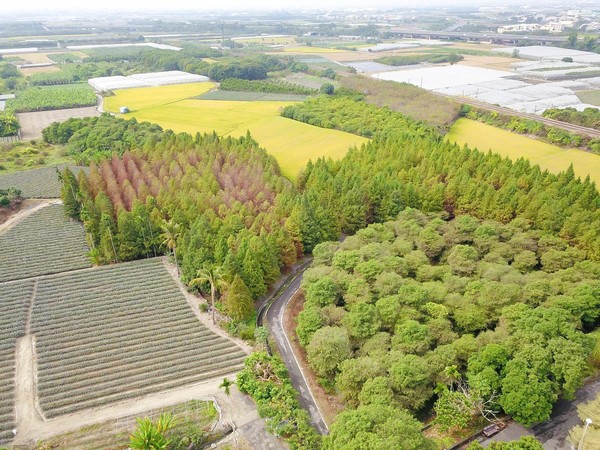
[{"xmin": 88, "ymin": 71, "xmax": 209, "ymax": 91}]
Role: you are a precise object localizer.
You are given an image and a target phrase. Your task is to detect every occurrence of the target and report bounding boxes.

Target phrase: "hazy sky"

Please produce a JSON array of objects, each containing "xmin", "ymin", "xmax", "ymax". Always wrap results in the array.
[{"xmin": 0, "ymin": 0, "xmax": 528, "ymax": 14}]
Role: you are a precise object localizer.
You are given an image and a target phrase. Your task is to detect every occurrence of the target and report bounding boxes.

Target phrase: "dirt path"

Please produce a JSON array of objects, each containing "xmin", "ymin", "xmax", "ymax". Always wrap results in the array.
[
  {"xmin": 162, "ymin": 258, "xmax": 253, "ymax": 355},
  {"xmin": 12, "ymin": 372, "xmax": 253, "ymax": 445},
  {"xmin": 14, "ymin": 335, "xmax": 44, "ymax": 440},
  {"xmin": 0, "ymin": 199, "xmax": 59, "ymax": 235}
]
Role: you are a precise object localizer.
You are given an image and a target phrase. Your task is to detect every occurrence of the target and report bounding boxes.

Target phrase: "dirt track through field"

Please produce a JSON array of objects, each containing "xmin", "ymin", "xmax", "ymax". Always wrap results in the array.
[
  {"xmin": 8, "ymin": 257, "xmax": 282, "ymax": 448},
  {"xmin": 0, "ymin": 199, "xmax": 58, "ymax": 235},
  {"xmin": 14, "ymin": 335, "xmax": 44, "ymax": 440}
]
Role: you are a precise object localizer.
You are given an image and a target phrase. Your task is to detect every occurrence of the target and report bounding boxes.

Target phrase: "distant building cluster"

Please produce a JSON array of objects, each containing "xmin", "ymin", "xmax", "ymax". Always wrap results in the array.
[{"xmin": 498, "ymin": 9, "xmax": 597, "ymax": 34}]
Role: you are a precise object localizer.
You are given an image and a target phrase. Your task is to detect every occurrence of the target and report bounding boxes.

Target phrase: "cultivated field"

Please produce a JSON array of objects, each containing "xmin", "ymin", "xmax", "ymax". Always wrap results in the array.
[
  {"xmin": 36, "ymin": 399, "xmax": 217, "ymax": 449},
  {"xmin": 6, "ymin": 84, "xmax": 97, "ymax": 113},
  {"xmin": 0, "ymin": 165, "xmax": 89, "ymax": 198},
  {"xmin": 104, "ymin": 82, "xmax": 215, "ymax": 113},
  {"xmin": 105, "ymin": 84, "xmax": 367, "ymax": 179},
  {"xmin": 0, "ymin": 204, "xmax": 90, "ymax": 283},
  {"xmin": 197, "ymin": 90, "xmax": 308, "ymax": 102},
  {"xmin": 31, "ymin": 258, "xmax": 247, "ymax": 418},
  {"xmin": 0, "ymin": 279, "xmax": 35, "ymax": 444},
  {"xmin": 447, "ymin": 118, "xmax": 600, "ymax": 185},
  {"xmin": 17, "ymin": 106, "xmax": 100, "ymax": 140},
  {"xmin": 577, "ymin": 90, "xmax": 600, "ymax": 107}
]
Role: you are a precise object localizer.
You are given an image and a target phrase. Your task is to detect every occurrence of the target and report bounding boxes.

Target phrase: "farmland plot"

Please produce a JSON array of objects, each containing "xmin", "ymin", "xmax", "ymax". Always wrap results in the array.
[
  {"xmin": 31, "ymin": 258, "xmax": 246, "ymax": 418},
  {"xmin": 0, "ymin": 204, "xmax": 90, "ymax": 283},
  {"xmin": 0, "ymin": 165, "xmax": 89, "ymax": 198},
  {"xmin": 0, "ymin": 280, "xmax": 35, "ymax": 444}
]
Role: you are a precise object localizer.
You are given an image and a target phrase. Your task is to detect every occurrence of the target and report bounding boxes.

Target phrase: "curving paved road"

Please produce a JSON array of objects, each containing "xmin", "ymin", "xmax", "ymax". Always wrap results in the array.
[{"xmin": 262, "ymin": 267, "xmax": 329, "ymax": 435}]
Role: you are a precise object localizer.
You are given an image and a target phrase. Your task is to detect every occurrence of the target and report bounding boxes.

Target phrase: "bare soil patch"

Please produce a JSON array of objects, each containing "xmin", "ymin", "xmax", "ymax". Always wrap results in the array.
[
  {"xmin": 20, "ymin": 66, "xmax": 60, "ymax": 76},
  {"xmin": 283, "ymin": 291, "xmax": 344, "ymax": 426},
  {"xmin": 17, "ymin": 106, "xmax": 100, "ymax": 140},
  {"xmin": 459, "ymin": 55, "xmax": 521, "ymax": 71}
]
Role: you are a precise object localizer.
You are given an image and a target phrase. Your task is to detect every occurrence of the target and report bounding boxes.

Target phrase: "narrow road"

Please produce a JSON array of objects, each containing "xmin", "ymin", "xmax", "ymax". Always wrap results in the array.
[{"xmin": 261, "ymin": 265, "xmax": 329, "ymax": 435}]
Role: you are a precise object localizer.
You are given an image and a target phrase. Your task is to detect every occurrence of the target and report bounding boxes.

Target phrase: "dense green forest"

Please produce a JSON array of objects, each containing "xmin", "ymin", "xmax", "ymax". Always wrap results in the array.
[
  {"xmin": 43, "ymin": 114, "xmax": 165, "ymax": 164},
  {"xmin": 285, "ymin": 96, "xmax": 600, "ymax": 261},
  {"xmin": 543, "ymin": 106, "xmax": 600, "ymax": 131},
  {"xmin": 281, "ymin": 96, "xmax": 435, "ymax": 138},
  {"xmin": 60, "ymin": 131, "xmax": 303, "ymax": 327},
  {"xmin": 299, "ymin": 211, "xmax": 598, "ymax": 439}
]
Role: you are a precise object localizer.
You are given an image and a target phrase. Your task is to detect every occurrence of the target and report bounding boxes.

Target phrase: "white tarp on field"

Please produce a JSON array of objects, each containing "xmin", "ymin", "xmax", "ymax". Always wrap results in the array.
[
  {"xmin": 372, "ymin": 63, "xmax": 600, "ymax": 114},
  {"xmin": 89, "ymin": 71, "xmax": 209, "ymax": 91},
  {"xmin": 492, "ymin": 46, "xmax": 600, "ymax": 65},
  {"xmin": 373, "ymin": 65, "xmax": 515, "ymax": 90}
]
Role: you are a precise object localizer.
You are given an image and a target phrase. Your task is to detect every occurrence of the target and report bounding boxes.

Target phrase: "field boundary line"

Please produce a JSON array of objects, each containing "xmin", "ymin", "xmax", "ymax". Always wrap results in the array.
[
  {"xmin": 0, "ymin": 199, "xmax": 59, "ymax": 236},
  {"xmin": 161, "ymin": 258, "xmax": 252, "ymax": 355}
]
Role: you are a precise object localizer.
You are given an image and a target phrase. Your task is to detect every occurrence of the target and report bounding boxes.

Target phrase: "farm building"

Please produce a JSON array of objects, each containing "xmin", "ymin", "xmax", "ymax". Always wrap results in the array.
[{"xmin": 88, "ymin": 71, "xmax": 209, "ymax": 91}]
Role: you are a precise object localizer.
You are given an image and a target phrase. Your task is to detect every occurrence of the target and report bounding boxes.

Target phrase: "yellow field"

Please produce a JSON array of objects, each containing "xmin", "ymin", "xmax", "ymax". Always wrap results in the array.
[
  {"xmin": 105, "ymin": 84, "xmax": 367, "ymax": 179},
  {"xmin": 104, "ymin": 83, "xmax": 215, "ymax": 112},
  {"xmin": 447, "ymin": 118, "xmax": 600, "ymax": 185}
]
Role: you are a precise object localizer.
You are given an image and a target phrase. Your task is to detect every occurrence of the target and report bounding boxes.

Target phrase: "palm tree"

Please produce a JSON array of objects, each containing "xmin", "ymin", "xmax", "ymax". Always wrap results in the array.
[
  {"xmin": 189, "ymin": 265, "xmax": 226, "ymax": 324},
  {"xmin": 219, "ymin": 377, "xmax": 234, "ymax": 396},
  {"xmin": 130, "ymin": 413, "xmax": 173, "ymax": 450},
  {"xmin": 160, "ymin": 219, "xmax": 181, "ymax": 276}
]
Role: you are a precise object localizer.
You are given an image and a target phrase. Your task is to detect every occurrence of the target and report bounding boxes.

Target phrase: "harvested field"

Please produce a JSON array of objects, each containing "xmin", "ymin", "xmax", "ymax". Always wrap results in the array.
[
  {"xmin": 340, "ymin": 75, "xmax": 461, "ymax": 128},
  {"xmin": 17, "ymin": 106, "xmax": 100, "ymax": 140},
  {"xmin": 0, "ymin": 204, "xmax": 90, "ymax": 283},
  {"xmin": 0, "ymin": 279, "xmax": 35, "ymax": 445},
  {"xmin": 13, "ymin": 52, "xmax": 54, "ymax": 64},
  {"xmin": 0, "ymin": 165, "xmax": 89, "ymax": 198},
  {"xmin": 458, "ymin": 55, "xmax": 522, "ymax": 71},
  {"xmin": 31, "ymin": 258, "xmax": 247, "ymax": 418},
  {"xmin": 446, "ymin": 118, "xmax": 600, "ymax": 185},
  {"xmin": 20, "ymin": 66, "xmax": 60, "ymax": 76}
]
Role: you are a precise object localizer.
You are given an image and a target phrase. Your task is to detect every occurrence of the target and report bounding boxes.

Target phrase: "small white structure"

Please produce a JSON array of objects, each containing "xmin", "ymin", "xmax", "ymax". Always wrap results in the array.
[{"xmin": 119, "ymin": 106, "xmax": 129, "ymax": 114}]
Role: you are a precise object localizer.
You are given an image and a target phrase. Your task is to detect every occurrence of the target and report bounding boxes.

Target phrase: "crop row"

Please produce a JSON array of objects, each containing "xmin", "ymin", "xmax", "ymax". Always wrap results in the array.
[
  {"xmin": 5, "ymin": 84, "xmax": 97, "ymax": 113},
  {"xmin": 31, "ymin": 258, "xmax": 246, "ymax": 419},
  {"xmin": 36, "ymin": 321, "xmax": 211, "ymax": 362},
  {"xmin": 39, "ymin": 339, "xmax": 237, "ymax": 389},
  {"xmin": 0, "ymin": 340, "xmax": 15, "ymax": 445},
  {"xmin": 0, "ymin": 165, "xmax": 88, "ymax": 198},
  {"xmin": 33, "ymin": 294, "xmax": 187, "ymax": 335},
  {"xmin": 0, "ymin": 205, "xmax": 90, "ymax": 283},
  {"xmin": 40, "ymin": 356, "xmax": 244, "ymax": 406},
  {"xmin": 39, "ymin": 333, "xmax": 225, "ymax": 379},
  {"xmin": 33, "ymin": 287, "xmax": 184, "ymax": 323},
  {"xmin": 42, "ymin": 359, "xmax": 245, "ymax": 418},
  {"xmin": 35, "ymin": 312, "xmax": 201, "ymax": 352}
]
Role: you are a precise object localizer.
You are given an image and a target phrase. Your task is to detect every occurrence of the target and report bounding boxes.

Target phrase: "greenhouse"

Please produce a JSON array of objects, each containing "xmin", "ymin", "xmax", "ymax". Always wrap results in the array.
[{"xmin": 88, "ymin": 71, "xmax": 209, "ymax": 91}]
